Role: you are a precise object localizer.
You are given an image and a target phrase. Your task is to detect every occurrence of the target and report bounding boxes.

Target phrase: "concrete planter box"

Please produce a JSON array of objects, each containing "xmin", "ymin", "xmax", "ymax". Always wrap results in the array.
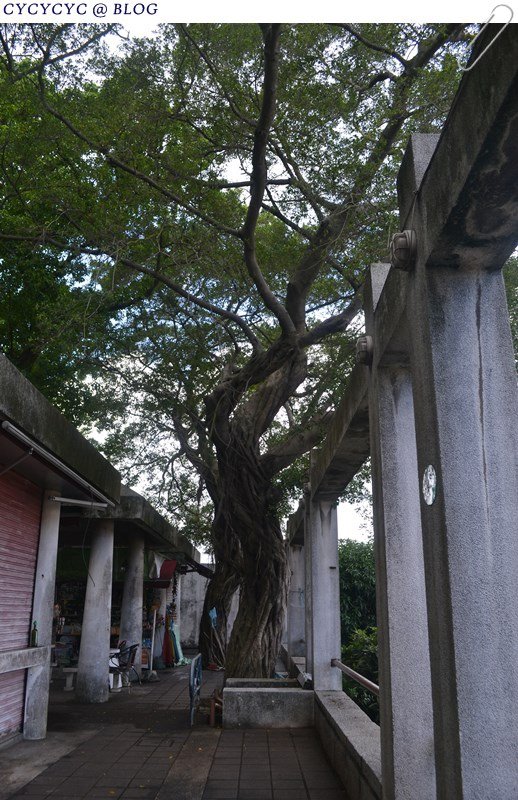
[
  {"xmin": 225, "ymin": 678, "xmax": 299, "ymax": 689},
  {"xmin": 223, "ymin": 683, "xmax": 314, "ymax": 729}
]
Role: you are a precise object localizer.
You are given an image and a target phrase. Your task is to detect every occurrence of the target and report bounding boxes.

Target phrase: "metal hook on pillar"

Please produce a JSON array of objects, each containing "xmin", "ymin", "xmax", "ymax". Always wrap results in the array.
[{"xmin": 461, "ymin": 6, "xmax": 514, "ymax": 72}]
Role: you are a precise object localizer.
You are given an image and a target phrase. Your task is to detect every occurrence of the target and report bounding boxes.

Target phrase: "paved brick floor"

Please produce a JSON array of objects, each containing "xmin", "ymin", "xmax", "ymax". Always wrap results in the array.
[
  {"xmin": 5, "ymin": 666, "xmax": 345, "ymax": 800},
  {"xmin": 203, "ymin": 729, "xmax": 345, "ymax": 800}
]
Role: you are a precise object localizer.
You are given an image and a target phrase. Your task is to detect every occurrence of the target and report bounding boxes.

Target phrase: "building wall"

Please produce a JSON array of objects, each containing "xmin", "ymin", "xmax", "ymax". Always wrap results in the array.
[
  {"xmin": 180, "ymin": 566, "xmax": 239, "ymax": 649},
  {"xmin": 0, "ymin": 471, "xmax": 42, "ymax": 744},
  {"xmin": 180, "ymin": 569, "xmax": 210, "ymax": 648}
]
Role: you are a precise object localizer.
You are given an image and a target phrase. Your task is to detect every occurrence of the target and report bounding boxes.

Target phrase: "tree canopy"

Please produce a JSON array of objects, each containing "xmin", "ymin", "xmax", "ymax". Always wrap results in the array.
[{"xmin": 0, "ymin": 22, "xmax": 474, "ymax": 675}]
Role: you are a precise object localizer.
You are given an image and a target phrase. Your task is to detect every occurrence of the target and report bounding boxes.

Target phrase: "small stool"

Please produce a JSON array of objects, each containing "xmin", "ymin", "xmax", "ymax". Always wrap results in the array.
[
  {"xmin": 62, "ymin": 667, "xmax": 78, "ymax": 691},
  {"xmin": 109, "ymin": 672, "xmax": 122, "ymax": 692}
]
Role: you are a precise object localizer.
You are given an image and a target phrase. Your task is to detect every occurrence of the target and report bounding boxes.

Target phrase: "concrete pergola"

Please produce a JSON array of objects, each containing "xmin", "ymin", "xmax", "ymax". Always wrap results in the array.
[
  {"xmin": 0, "ymin": 352, "xmax": 207, "ymax": 737},
  {"xmin": 0, "ymin": 353, "xmax": 120, "ymax": 741},
  {"xmin": 59, "ymin": 485, "xmax": 208, "ymax": 704},
  {"xmin": 284, "ymin": 24, "xmax": 518, "ymax": 800}
]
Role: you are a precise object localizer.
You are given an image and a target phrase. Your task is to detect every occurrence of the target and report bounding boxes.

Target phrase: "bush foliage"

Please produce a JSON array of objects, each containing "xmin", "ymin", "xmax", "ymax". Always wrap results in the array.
[{"xmin": 338, "ymin": 538, "xmax": 379, "ymax": 722}]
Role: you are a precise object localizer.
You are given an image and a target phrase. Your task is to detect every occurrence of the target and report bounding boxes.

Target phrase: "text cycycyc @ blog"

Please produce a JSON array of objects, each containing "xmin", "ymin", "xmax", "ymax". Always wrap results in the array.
[{"xmin": 1, "ymin": 2, "xmax": 159, "ymax": 14}]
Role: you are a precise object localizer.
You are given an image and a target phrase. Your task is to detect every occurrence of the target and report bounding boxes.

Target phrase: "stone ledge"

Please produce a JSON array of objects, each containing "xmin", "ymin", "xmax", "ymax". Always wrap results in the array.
[
  {"xmin": 223, "ymin": 687, "xmax": 314, "ymax": 729},
  {"xmin": 0, "ymin": 647, "xmax": 50, "ymax": 675},
  {"xmin": 315, "ymin": 691, "xmax": 381, "ymax": 800}
]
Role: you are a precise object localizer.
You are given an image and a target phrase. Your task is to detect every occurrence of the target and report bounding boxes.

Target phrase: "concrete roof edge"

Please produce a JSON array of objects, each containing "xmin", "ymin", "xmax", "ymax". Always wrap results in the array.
[
  {"xmin": 111, "ymin": 491, "xmax": 200, "ymax": 563},
  {"xmin": 0, "ymin": 354, "xmax": 120, "ymax": 503}
]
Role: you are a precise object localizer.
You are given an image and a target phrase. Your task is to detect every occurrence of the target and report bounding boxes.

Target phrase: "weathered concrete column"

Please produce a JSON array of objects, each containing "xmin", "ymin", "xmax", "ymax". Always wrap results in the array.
[
  {"xmin": 369, "ymin": 361, "xmax": 435, "ymax": 799},
  {"xmin": 365, "ymin": 262, "xmax": 435, "ymax": 799},
  {"xmin": 174, "ymin": 574, "xmax": 182, "ymax": 633},
  {"xmin": 76, "ymin": 520, "xmax": 114, "ymax": 703},
  {"xmin": 153, "ymin": 588, "xmax": 167, "ymax": 660},
  {"xmin": 287, "ymin": 544, "xmax": 305, "ymax": 659},
  {"xmin": 119, "ymin": 532, "xmax": 144, "ymax": 675},
  {"xmin": 408, "ymin": 264, "xmax": 518, "ymax": 798},
  {"xmin": 303, "ymin": 497, "xmax": 313, "ymax": 677},
  {"xmin": 308, "ymin": 497, "xmax": 341, "ymax": 690},
  {"xmin": 24, "ymin": 491, "xmax": 61, "ymax": 739}
]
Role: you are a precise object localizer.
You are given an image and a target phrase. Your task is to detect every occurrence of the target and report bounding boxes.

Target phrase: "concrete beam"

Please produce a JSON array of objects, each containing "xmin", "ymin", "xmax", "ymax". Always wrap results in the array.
[
  {"xmin": 83, "ymin": 486, "xmax": 201, "ymax": 566},
  {"xmin": 392, "ymin": 35, "xmax": 518, "ymax": 795},
  {"xmin": 404, "ymin": 27, "xmax": 518, "ymax": 270},
  {"xmin": 315, "ymin": 691, "xmax": 381, "ymax": 800},
  {"xmin": 310, "ymin": 364, "xmax": 370, "ymax": 502},
  {"xmin": 303, "ymin": 498, "xmax": 313, "ymax": 678},
  {"xmin": 368, "ymin": 267, "xmax": 409, "ymax": 370},
  {"xmin": 286, "ymin": 501, "xmax": 305, "ymax": 546}
]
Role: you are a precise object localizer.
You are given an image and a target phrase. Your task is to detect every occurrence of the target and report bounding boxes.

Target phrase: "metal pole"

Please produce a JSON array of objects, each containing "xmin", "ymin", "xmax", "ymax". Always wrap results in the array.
[{"xmin": 149, "ymin": 609, "xmax": 157, "ymax": 672}]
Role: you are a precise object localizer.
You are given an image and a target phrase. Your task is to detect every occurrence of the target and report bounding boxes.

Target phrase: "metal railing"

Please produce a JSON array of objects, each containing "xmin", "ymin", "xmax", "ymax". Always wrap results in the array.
[{"xmin": 331, "ymin": 658, "xmax": 379, "ymax": 696}]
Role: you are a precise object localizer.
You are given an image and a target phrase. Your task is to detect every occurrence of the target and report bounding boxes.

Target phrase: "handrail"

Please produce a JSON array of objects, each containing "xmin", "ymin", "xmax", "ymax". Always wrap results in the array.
[{"xmin": 331, "ymin": 658, "xmax": 379, "ymax": 696}]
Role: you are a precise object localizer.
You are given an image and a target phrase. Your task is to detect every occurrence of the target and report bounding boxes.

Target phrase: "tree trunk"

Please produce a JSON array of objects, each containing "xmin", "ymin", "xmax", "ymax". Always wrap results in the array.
[
  {"xmin": 198, "ymin": 512, "xmax": 241, "ymax": 668},
  {"xmin": 225, "ymin": 521, "xmax": 288, "ymax": 677},
  {"xmin": 201, "ymin": 352, "xmax": 306, "ymax": 678},
  {"xmin": 217, "ymin": 442, "xmax": 289, "ymax": 678},
  {"xmin": 199, "ymin": 559, "xmax": 239, "ymax": 668}
]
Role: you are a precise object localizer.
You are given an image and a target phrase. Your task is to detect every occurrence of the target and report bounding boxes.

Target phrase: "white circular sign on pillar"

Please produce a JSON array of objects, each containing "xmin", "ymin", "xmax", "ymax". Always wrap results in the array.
[{"xmin": 422, "ymin": 465, "xmax": 437, "ymax": 505}]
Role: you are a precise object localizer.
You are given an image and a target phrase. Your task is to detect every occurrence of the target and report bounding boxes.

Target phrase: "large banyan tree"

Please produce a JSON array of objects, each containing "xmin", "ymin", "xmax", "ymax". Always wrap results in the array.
[{"xmin": 0, "ymin": 22, "xmax": 468, "ymax": 675}]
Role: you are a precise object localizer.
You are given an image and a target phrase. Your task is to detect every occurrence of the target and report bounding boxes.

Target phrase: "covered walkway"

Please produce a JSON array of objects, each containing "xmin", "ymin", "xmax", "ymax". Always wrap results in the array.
[{"xmin": 1, "ymin": 666, "xmax": 345, "ymax": 800}]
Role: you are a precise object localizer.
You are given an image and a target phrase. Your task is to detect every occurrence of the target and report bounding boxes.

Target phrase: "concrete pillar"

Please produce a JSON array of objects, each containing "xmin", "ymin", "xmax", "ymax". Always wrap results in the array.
[
  {"xmin": 287, "ymin": 544, "xmax": 305, "ymax": 659},
  {"xmin": 303, "ymin": 498, "xmax": 313, "ymax": 676},
  {"xmin": 153, "ymin": 588, "xmax": 167, "ymax": 660},
  {"xmin": 119, "ymin": 533, "xmax": 144, "ymax": 675},
  {"xmin": 308, "ymin": 497, "xmax": 341, "ymax": 690},
  {"xmin": 174, "ymin": 573, "xmax": 181, "ymax": 632},
  {"xmin": 409, "ymin": 266, "xmax": 518, "ymax": 798},
  {"xmin": 76, "ymin": 520, "xmax": 114, "ymax": 703},
  {"xmin": 369, "ymin": 363, "xmax": 435, "ymax": 800},
  {"xmin": 24, "ymin": 492, "xmax": 60, "ymax": 739}
]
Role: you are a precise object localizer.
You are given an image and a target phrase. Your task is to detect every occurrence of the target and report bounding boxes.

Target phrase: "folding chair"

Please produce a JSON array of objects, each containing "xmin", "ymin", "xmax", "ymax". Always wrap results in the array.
[{"xmin": 110, "ymin": 643, "xmax": 141, "ymax": 688}]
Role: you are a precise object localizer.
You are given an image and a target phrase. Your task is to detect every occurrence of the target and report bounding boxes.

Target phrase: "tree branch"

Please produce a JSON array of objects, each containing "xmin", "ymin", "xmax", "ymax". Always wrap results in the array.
[
  {"xmin": 0, "ymin": 24, "xmax": 117, "ymax": 82},
  {"xmin": 269, "ymin": 133, "xmax": 337, "ymax": 215},
  {"xmin": 178, "ymin": 24, "xmax": 256, "ymax": 128},
  {"xmin": 285, "ymin": 24, "xmax": 465, "ymax": 333},
  {"xmin": 35, "ymin": 71, "xmax": 242, "ymax": 239},
  {"xmin": 0, "ymin": 230, "xmax": 261, "ymax": 352},
  {"xmin": 260, "ymin": 410, "xmax": 334, "ymax": 476},
  {"xmin": 214, "ymin": 178, "xmax": 291, "ymax": 189},
  {"xmin": 300, "ymin": 292, "xmax": 363, "ymax": 347},
  {"xmin": 339, "ymin": 24, "xmax": 408, "ymax": 67},
  {"xmin": 261, "ymin": 191, "xmax": 312, "ymax": 239},
  {"xmin": 171, "ymin": 414, "xmax": 218, "ymax": 503},
  {"xmin": 119, "ymin": 257, "xmax": 261, "ymax": 352},
  {"xmin": 241, "ymin": 24, "xmax": 296, "ymax": 337},
  {"xmin": 233, "ymin": 345, "xmax": 308, "ymax": 443},
  {"xmin": 358, "ymin": 69, "xmax": 398, "ymax": 93}
]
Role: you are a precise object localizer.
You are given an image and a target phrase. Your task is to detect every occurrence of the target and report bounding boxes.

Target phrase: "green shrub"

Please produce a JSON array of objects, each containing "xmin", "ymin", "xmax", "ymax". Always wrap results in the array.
[{"xmin": 341, "ymin": 626, "xmax": 379, "ymax": 723}]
